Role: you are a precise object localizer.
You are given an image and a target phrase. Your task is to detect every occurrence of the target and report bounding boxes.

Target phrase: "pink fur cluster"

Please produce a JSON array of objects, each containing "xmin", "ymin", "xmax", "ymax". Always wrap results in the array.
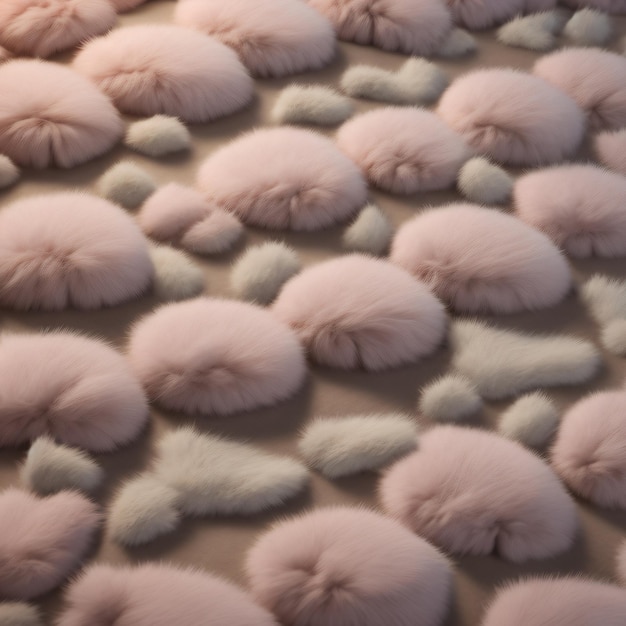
[
  {"xmin": 560, "ymin": 0, "xmax": 626, "ymax": 13},
  {"xmin": 246, "ymin": 507, "xmax": 452, "ymax": 626},
  {"xmin": 390, "ymin": 204, "xmax": 572, "ymax": 314},
  {"xmin": 73, "ymin": 25, "xmax": 254, "ymax": 123},
  {"xmin": 595, "ymin": 130, "xmax": 626, "ymax": 176},
  {"xmin": 444, "ymin": 0, "xmax": 526, "ymax": 29},
  {"xmin": 336, "ymin": 107, "xmax": 469, "ymax": 194},
  {"xmin": 272, "ymin": 255, "xmax": 447, "ymax": 371},
  {"xmin": 437, "ymin": 69, "xmax": 585, "ymax": 165}
]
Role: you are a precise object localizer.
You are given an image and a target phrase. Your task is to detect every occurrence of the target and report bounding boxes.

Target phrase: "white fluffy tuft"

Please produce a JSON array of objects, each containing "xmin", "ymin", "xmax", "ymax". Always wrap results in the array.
[
  {"xmin": 437, "ymin": 28, "xmax": 477, "ymax": 58},
  {"xmin": 20, "ymin": 437, "xmax": 103, "ymax": 495},
  {"xmin": 271, "ymin": 85, "xmax": 353, "ymax": 126},
  {"xmin": 564, "ymin": 9, "xmax": 612, "ymax": 46},
  {"xmin": 342, "ymin": 204, "xmax": 393, "ymax": 256},
  {"xmin": 498, "ymin": 393, "xmax": 560, "ymax": 448},
  {"xmin": 497, "ymin": 12, "xmax": 562, "ymax": 51},
  {"xmin": 341, "ymin": 58, "xmax": 448, "ymax": 105},
  {"xmin": 148, "ymin": 245, "xmax": 205, "ymax": 301},
  {"xmin": 298, "ymin": 414, "xmax": 417, "ymax": 478},
  {"xmin": 457, "ymin": 157, "xmax": 513, "ymax": 204},
  {"xmin": 419, "ymin": 374, "xmax": 483, "ymax": 423},
  {"xmin": 0, "ymin": 603, "xmax": 41, "ymax": 626},
  {"xmin": 98, "ymin": 161, "xmax": 157, "ymax": 209},
  {"xmin": 601, "ymin": 319, "xmax": 626, "ymax": 356},
  {"xmin": 230, "ymin": 242, "xmax": 301, "ymax": 305},
  {"xmin": 0, "ymin": 154, "xmax": 19, "ymax": 189},
  {"xmin": 125, "ymin": 115, "xmax": 191, "ymax": 157}
]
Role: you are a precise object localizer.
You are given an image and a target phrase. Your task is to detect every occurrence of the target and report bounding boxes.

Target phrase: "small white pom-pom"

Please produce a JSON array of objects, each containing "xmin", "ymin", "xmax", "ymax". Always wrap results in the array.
[
  {"xmin": 498, "ymin": 393, "xmax": 559, "ymax": 448},
  {"xmin": 342, "ymin": 204, "xmax": 393, "ymax": 256},
  {"xmin": 0, "ymin": 602, "xmax": 41, "ymax": 626},
  {"xmin": 457, "ymin": 157, "xmax": 513, "ymax": 205},
  {"xmin": 497, "ymin": 12, "xmax": 561, "ymax": 51},
  {"xmin": 437, "ymin": 28, "xmax": 477, "ymax": 58},
  {"xmin": 564, "ymin": 9, "xmax": 612, "ymax": 47},
  {"xmin": 419, "ymin": 374, "xmax": 483, "ymax": 423},
  {"xmin": 271, "ymin": 85, "xmax": 353, "ymax": 126},
  {"xmin": 125, "ymin": 115, "xmax": 191, "ymax": 157},
  {"xmin": 0, "ymin": 154, "xmax": 19, "ymax": 189},
  {"xmin": 601, "ymin": 319, "xmax": 626, "ymax": 356},
  {"xmin": 98, "ymin": 161, "xmax": 157, "ymax": 209},
  {"xmin": 149, "ymin": 245, "xmax": 205, "ymax": 301}
]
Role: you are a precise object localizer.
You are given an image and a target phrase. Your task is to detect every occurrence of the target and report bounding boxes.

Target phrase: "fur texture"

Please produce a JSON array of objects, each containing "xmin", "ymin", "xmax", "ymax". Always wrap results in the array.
[
  {"xmin": 0, "ymin": 489, "xmax": 100, "ymax": 600},
  {"xmin": 445, "ymin": 0, "xmax": 526, "ymax": 29},
  {"xmin": 514, "ymin": 165, "xmax": 626, "ymax": 258},
  {"xmin": 98, "ymin": 161, "xmax": 156, "ymax": 209},
  {"xmin": 0, "ymin": 154, "xmax": 19, "ymax": 189},
  {"xmin": 602, "ymin": 319, "xmax": 626, "ymax": 355},
  {"xmin": 73, "ymin": 25, "xmax": 254, "ymax": 123},
  {"xmin": 390, "ymin": 204, "xmax": 572, "ymax": 314},
  {"xmin": 457, "ymin": 157, "xmax": 513, "ymax": 204},
  {"xmin": 450, "ymin": 320, "xmax": 601, "ymax": 399},
  {"xmin": 336, "ymin": 107, "xmax": 469, "ymax": 194},
  {"xmin": 271, "ymin": 85, "xmax": 353, "ymax": 126},
  {"xmin": 498, "ymin": 393, "xmax": 559, "ymax": 448},
  {"xmin": 564, "ymin": 9, "xmax": 612, "ymax": 45},
  {"xmin": 436, "ymin": 28, "xmax": 477, "ymax": 57},
  {"xmin": 342, "ymin": 204, "xmax": 394, "ymax": 256},
  {"xmin": 380, "ymin": 426, "xmax": 578, "ymax": 562},
  {"xmin": 127, "ymin": 298, "xmax": 306, "ymax": 415},
  {"xmin": 138, "ymin": 183, "xmax": 243, "ymax": 255},
  {"xmin": 57, "ymin": 564, "xmax": 278, "ymax": 626},
  {"xmin": 551, "ymin": 390, "xmax": 626, "ymax": 508},
  {"xmin": 0, "ymin": 60, "xmax": 122, "ymax": 168},
  {"xmin": 594, "ymin": 129, "xmax": 626, "ymax": 176},
  {"xmin": 125, "ymin": 115, "xmax": 190, "ymax": 157},
  {"xmin": 21, "ymin": 437, "xmax": 103, "ymax": 495},
  {"xmin": 497, "ymin": 12, "xmax": 562, "ymax": 51},
  {"xmin": 196, "ymin": 128, "xmax": 367, "ymax": 231},
  {"xmin": 437, "ymin": 68, "xmax": 585, "ymax": 165},
  {"xmin": 0, "ymin": 332, "xmax": 148, "ymax": 451},
  {"xmin": 561, "ymin": 0, "xmax": 626, "ymax": 13},
  {"xmin": 299, "ymin": 414, "xmax": 417, "ymax": 477},
  {"xmin": 534, "ymin": 48, "xmax": 626, "ymax": 130},
  {"xmin": 307, "ymin": 0, "xmax": 453, "ymax": 56},
  {"xmin": 0, "ymin": 193, "xmax": 153, "ymax": 311},
  {"xmin": 148, "ymin": 245, "xmax": 205, "ymax": 302},
  {"xmin": 246, "ymin": 506, "xmax": 452, "ymax": 626},
  {"xmin": 419, "ymin": 374, "xmax": 482, "ymax": 423},
  {"xmin": 230, "ymin": 242, "xmax": 301, "ymax": 305},
  {"xmin": 581, "ymin": 275, "xmax": 626, "ymax": 355},
  {"xmin": 0, "ymin": 603, "xmax": 41, "ymax": 626},
  {"xmin": 174, "ymin": 0, "xmax": 335, "ymax": 78},
  {"xmin": 272, "ymin": 255, "xmax": 447, "ymax": 371},
  {"xmin": 340, "ymin": 58, "xmax": 449, "ymax": 105},
  {"xmin": 618, "ymin": 542, "xmax": 626, "ymax": 585}
]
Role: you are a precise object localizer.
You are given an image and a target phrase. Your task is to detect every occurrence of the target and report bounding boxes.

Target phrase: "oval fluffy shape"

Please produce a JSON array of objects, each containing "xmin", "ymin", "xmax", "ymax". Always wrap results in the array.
[
  {"xmin": 307, "ymin": 0, "xmax": 452, "ymax": 56},
  {"xmin": 390, "ymin": 204, "xmax": 571, "ymax": 314},
  {"xmin": 127, "ymin": 298, "xmax": 306, "ymax": 415},
  {"xmin": 551, "ymin": 391, "xmax": 626, "ymax": 509},
  {"xmin": 446, "ymin": 0, "xmax": 526, "ymax": 29},
  {"xmin": 196, "ymin": 128, "xmax": 367, "ymax": 231},
  {"xmin": 534, "ymin": 48, "xmax": 626, "ymax": 131},
  {"xmin": 57, "ymin": 564, "xmax": 277, "ymax": 626},
  {"xmin": 73, "ymin": 25, "xmax": 254, "ymax": 123},
  {"xmin": 437, "ymin": 69, "xmax": 585, "ymax": 165},
  {"xmin": 514, "ymin": 165, "xmax": 626, "ymax": 258},
  {"xmin": 0, "ymin": 60, "xmax": 122, "ymax": 168},
  {"xmin": 272, "ymin": 255, "xmax": 447, "ymax": 371},
  {"xmin": 380, "ymin": 426, "xmax": 578, "ymax": 562},
  {"xmin": 336, "ymin": 107, "xmax": 469, "ymax": 194},
  {"xmin": 0, "ymin": 193, "xmax": 153, "ymax": 311},
  {"xmin": 246, "ymin": 507, "xmax": 452, "ymax": 626},
  {"xmin": 175, "ymin": 0, "xmax": 335, "ymax": 78},
  {"xmin": 595, "ymin": 130, "xmax": 626, "ymax": 176},
  {"xmin": 0, "ymin": 332, "xmax": 148, "ymax": 451},
  {"xmin": 0, "ymin": 489, "xmax": 100, "ymax": 600},
  {"xmin": 481, "ymin": 578, "xmax": 626, "ymax": 626}
]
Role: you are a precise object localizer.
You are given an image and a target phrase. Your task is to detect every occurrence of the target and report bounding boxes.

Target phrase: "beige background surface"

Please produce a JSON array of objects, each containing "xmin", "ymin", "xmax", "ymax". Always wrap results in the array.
[{"xmin": 1, "ymin": 1, "xmax": 626, "ymax": 624}]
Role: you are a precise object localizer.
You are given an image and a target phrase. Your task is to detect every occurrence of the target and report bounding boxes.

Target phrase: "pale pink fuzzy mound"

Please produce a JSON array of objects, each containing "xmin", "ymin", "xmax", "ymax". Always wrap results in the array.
[
  {"xmin": 617, "ymin": 542, "xmax": 626, "ymax": 585},
  {"xmin": 437, "ymin": 69, "xmax": 585, "ymax": 166},
  {"xmin": 595, "ymin": 130, "xmax": 626, "ymax": 176},
  {"xmin": 0, "ymin": 489, "xmax": 100, "ymax": 600},
  {"xmin": 110, "ymin": 0, "xmax": 149, "ymax": 11},
  {"xmin": 551, "ymin": 391, "xmax": 626, "ymax": 509},
  {"xmin": 246, "ymin": 507, "xmax": 452, "ymax": 626},
  {"xmin": 57, "ymin": 564, "xmax": 277, "ymax": 626},
  {"xmin": 196, "ymin": 128, "xmax": 367, "ymax": 231},
  {"xmin": 307, "ymin": 0, "xmax": 452, "ymax": 56},
  {"xmin": 0, "ymin": 332, "xmax": 148, "ymax": 451},
  {"xmin": 0, "ymin": 0, "xmax": 116, "ymax": 58},
  {"xmin": 380, "ymin": 426, "xmax": 578, "ymax": 562},
  {"xmin": 390, "ymin": 204, "xmax": 572, "ymax": 314},
  {"xmin": 514, "ymin": 165, "xmax": 626, "ymax": 258},
  {"xmin": 336, "ymin": 107, "xmax": 470, "ymax": 194},
  {"xmin": 534, "ymin": 49, "xmax": 626, "ymax": 131},
  {"xmin": 481, "ymin": 578, "xmax": 626, "ymax": 626},
  {"xmin": 127, "ymin": 298, "xmax": 306, "ymax": 415},
  {"xmin": 73, "ymin": 25, "xmax": 254, "ymax": 123},
  {"xmin": 175, "ymin": 0, "xmax": 335, "ymax": 78},
  {"xmin": 560, "ymin": 0, "xmax": 626, "ymax": 13},
  {"xmin": 0, "ymin": 60, "xmax": 122, "ymax": 168},
  {"xmin": 272, "ymin": 255, "xmax": 447, "ymax": 371},
  {"xmin": 0, "ymin": 193, "xmax": 153, "ymax": 311},
  {"xmin": 444, "ymin": 0, "xmax": 526, "ymax": 29}
]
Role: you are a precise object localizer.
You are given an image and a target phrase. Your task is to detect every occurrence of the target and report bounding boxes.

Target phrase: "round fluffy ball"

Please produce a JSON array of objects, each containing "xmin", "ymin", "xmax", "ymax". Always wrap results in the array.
[
  {"xmin": 534, "ymin": 48, "xmax": 626, "ymax": 131},
  {"xmin": 0, "ymin": 193, "xmax": 153, "ymax": 311},
  {"xmin": 594, "ymin": 129, "xmax": 626, "ymax": 176},
  {"xmin": 174, "ymin": 0, "xmax": 335, "ymax": 78},
  {"xmin": 390, "ymin": 204, "xmax": 572, "ymax": 314},
  {"xmin": 125, "ymin": 115, "xmax": 191, "ymax": 157},
  {"xmin": 419, "ymin": 374, "xmax": 482, "ymax": 423},
  {"xmin": 457, "ymin": 157, "xmax": 513, "ymax": 204},
  {"xmin": 551, "ymin": 390, "xmax": 626, "ymax": 509},
  {"xmin": 246, "ymin": 507, "xmax": 452, "ymax": 626},
  {"xmin": 272, "ymin": 255, "xmax": 447, "ymax": 371},
  {"xmin": 127, "ymin": 298, "xmax": 307, "ymax": 415},
  {"xmin": 307, "ymin": 0, "xmax": 453, "ymax": 56},
  {"xmin": 73, "ymin": 25, "xmax": 254, "ymax": 123},
  {"xmin": 437, "ymin": 69, "xmax": 585, "ymax": 165},
  {"xmin": 0, "ymin": 60, "xmax": 122, "ymax": 168},
  {"xmin": 336, "ymin": 107, "xmax": 469, "ymax": 194},
  {"xmin": 97, "ymin": 161, "xmax": 156, "ymax": 209},
  {"xmin": 380, "ymin": 426, "xmax": 578, "ymax": 562},
  {"xmin": 196, "ymin": 128, "xmax": 367, "ymax": 231},
  {"xmin": 445, "ymin": 0, "xmax": 527, "ymax": 29},
  {"xmin": 498, "ymin": 393, "xmax": 559, "ymax": 449}
]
